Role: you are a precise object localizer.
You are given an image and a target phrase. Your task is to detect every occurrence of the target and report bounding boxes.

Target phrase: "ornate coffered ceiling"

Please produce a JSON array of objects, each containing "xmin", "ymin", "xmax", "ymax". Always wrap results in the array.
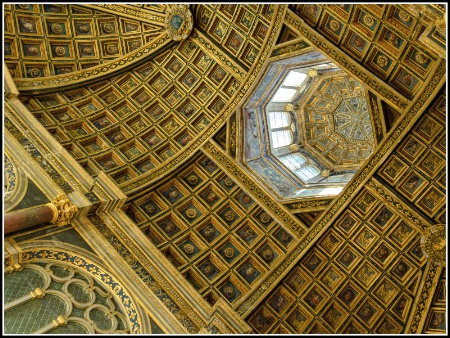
[
  {"xmin": 3, "ymin": 3, "xmax": 446, "ymax": 335},
  {"xmin": 4, "ymin": 4, "xmax": 166, "ymax": 78}
]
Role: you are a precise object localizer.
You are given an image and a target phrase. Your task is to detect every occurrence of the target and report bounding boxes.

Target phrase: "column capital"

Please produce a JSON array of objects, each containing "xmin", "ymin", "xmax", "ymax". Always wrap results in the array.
[{"xmin": 47, "ymin": 193, "xmax": 78, "ymax": 226}]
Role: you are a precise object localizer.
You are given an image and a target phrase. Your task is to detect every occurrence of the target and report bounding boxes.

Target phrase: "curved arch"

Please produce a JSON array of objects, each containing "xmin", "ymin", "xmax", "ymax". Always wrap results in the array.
[{"xmin": 4, "ymin": 151, "xmax": 28, "ymax": 212}]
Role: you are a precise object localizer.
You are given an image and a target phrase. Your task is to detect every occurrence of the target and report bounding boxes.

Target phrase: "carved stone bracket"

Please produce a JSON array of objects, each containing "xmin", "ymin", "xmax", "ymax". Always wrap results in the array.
[{"xmin": 421, "ymin": 224, "xmax": 446, "ymax": 266}]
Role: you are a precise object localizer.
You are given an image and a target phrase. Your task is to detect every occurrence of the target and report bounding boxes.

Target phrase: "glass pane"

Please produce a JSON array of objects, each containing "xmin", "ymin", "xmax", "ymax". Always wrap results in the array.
[
  {"xmin": 272, "ymin": 88, "xmax": 296, "ymax": 102},
  {"xmin": 283, "ymin": 71, "xmax": 307, "ymax": 87},
  {"xmin": 272, "ymin": 130, "xmax": 292, "ymax": 148},
  {"xmin": 295, "ymin": 165, "xmax": 319, "ymax": 181},
  {"xmin": 318, "ymin": 187, "xmax": 344, "ymax": 196},
  {"xmin": 269, "ymin": 112, "xmax": 290, "ymax": 129},
  {"xmin": 280, "ymin": 154, "xmax": 306, "ymax": 170}
]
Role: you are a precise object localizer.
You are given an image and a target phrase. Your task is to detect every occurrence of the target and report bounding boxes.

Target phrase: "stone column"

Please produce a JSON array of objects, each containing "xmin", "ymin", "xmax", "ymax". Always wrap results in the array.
[{"xmin": 4, "ymin": 193, "xmax": 78, "ymax": 235}]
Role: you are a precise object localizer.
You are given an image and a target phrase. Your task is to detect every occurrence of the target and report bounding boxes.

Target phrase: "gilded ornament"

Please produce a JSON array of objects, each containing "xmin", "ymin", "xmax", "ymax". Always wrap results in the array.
[
  {"xmin": 144, "ymin": 204, "xmax": 156, "ymax": 214},
  {"xmin": 307, "ymin": 69, "xmax": 318, "ymax": 77},
  {"xmin": 244, "ymin": 266, "xmax": 256, "ymax": 277},
  {"xmin": 289, "ymin": 144, "xmax": 300, "ymax": 152},
  {"xmin": 103, "ymin": 23, "xmax": 114, "ymax": 34},
  {"xmin": 415, "ymin": 53, "xmax": 428, "ymax": 65},
  {"xmin": 224, "ymin": 210, "xmax": 235, "ymax": 222},
  {"xmin": 285, "ymin": 103, "xmax": 294, "ymax": 112},
  {"xmin": 50, "ymin": 23, "xmax": 62, "ymax": 34},
  {"xmin": 376, "ymin": 55, "xmax": 389, "ymax": 68},
  {"xmin": 165, "ymin": 4, "xmax": 193, "ymax": 41},
  {"xmin": 54, "ymin": 46, "xmax": 66, "ymax": 57},
  {"xmin": 77, "ymin": 24, "xmax": 90, "ymax": 33},
  {"xmin": 26, "ymin": 45, "xmax": 40, "ymax": 55},
  {"xmin": 81, "ymin": 46, "xmax": 94, "ymax": 55},
  {"xmin": 106, "ymin": 44, "xmax": 118, "ymax": 55},
  {"xmin": 241, "ymin": 194, "xmax": 252, "ymax": 204},
  {"xmin": 421, "ymin": 224, "xmax": 446, "ymax": 266},
  {"xmin": 185, "ymin": 208, "xmax": 197, "ymax": 219},
  {"xmin": 206, "ymin": 191, "xmax": 217, "ymax": 203},
  {"xmin": 241, "ymin": 229, "xmax": 256, "ymax": 242},
  {"xmin": 262, "ymin": 249, "xmax": 274, "ymax": 262},
  {"xmin": 168, "ymin": 190, "xmax": 179, "ymax": 198},
  {"xmin": 223, "ymin": 286, "xmax": 235, "ymax": 299},
  {"xmin": 19, "ymin": 18, "xmax": 36, "ymax": 32},
  {"xmin": 224, "ymin": 177, "xmax": 234, "ymax": 187},
  {"xmin": 363, "ymin": 15, "xmax": 374, "ymax": 26},
  {"xmin": 398, "ymin": 10, "xmax": 411, "ymax": 22},
  {"xmin": 18, "ymin": 4, "xmax": 29, "ymax": 9},
  {"xmin": 163, "ymin": 221, "xmax": 176, "ymax": 234},
  {"xmin": 329, "ymin": 20, "xmax": 340, "ymax": 32},
  {"xmin": 223, "ymin": 247, "xmax": 235, "ymax": 259},
  {"xmin": 187, "ymin": 175, "xmax": 198, "ymax": 185},
  {"xmin": 183, "ymin": 243, "xmax": 195, "ymax": 255},
  {"xmin": 320, "ymin": 169, "xmax": 330, "ymax": 177},
  {"xmin": 48, "ymin": 193, "xmax": 78, "ymax": 226},
  {"xmin": 259, "ymin": 212, "xmax": 270, "ymax": 224},
  {"xmin": 202, "ymin": 263, "xmax": 216, "ymax": 276},
  {"xmin": 202, "ymin": 226, "xmax": 215, "ymax": 239}
]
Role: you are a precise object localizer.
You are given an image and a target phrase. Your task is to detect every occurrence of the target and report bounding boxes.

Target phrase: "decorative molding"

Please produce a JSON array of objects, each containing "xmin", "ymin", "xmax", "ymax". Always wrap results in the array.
[
  {"xmin": 89, "ymin": 214, "xmax": 203, "ymax": 333},
  {"xmin": 4, "ymin": 151, "xmax": 28, "ymax": 213},
  {"xmin": 4, "ymin": 113, "xmax": 74, "ymax": 194},
  {"xmin": 407, "ymin": 263, "xmax": 442, "ymax": 333},
  {"xmin": 367, "ymin": 178, "xmax": 431, "ymax": 232},
  {"xmin": 285, "ymin": 198, "xmax": 332, "ymax": 211},
  {"xmin": 192, "ymin": 30, "xmax": 247, "ymax": 79},
  {"xmin": 86, "ymin": 4, "xmax": 167, "ymax": 24}
]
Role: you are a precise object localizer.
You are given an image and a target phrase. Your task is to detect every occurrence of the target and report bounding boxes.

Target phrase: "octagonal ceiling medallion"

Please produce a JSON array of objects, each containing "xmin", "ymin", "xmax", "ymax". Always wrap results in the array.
[{"xmin": 298, "ymin": 71, "xmax": 375, "ymax": 170}]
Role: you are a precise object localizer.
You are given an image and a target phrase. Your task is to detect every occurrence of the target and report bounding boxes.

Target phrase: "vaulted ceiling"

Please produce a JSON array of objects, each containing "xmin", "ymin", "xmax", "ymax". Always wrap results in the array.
[{"xmin": 4, "ymin": 3, "xmax": 446, "ymax": 335}]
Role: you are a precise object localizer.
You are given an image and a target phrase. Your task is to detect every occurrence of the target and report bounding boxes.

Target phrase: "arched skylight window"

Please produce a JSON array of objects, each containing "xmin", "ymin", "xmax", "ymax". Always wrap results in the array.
[
  {"xmin": 280, "ymin": 153, "xmax": 320, "ymax": 182},
  {"xmin": 282, "ymin": 71, "xmax": 307, "ymax": 87},
  {"xmin": 271, "ymin": 130, "xmax": 292, "ymax": 148},
  {"xmin": 271, "ymin": 70, "xmax": 309, "ymax": 102},
  {"xmin": 271, "ymin": 88, "xmax": 297, "ymax": 102},
  {"xmin": 269, "ymin": 112, "xmax": 292, "ymax": 148},
  {"xmin": 269, "ymin": 112, "xmax": 290, "ymax": 129}
]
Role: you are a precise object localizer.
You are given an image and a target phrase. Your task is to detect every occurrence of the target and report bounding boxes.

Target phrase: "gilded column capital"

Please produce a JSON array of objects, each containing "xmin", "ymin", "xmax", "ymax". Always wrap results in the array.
[
  {"xmin": 421, "ymin": 224, "xmax": 446, "ymax": 266},
  {"xmin": 47, "ymin": 193, "xmax": 78, "ymax": 226}
]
